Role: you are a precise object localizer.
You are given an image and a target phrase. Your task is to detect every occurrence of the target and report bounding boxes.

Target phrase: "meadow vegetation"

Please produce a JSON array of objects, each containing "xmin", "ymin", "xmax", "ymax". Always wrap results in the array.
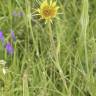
[{"xmin": 0, "ymin": 0, "xmax": 96, "ymax": 96}]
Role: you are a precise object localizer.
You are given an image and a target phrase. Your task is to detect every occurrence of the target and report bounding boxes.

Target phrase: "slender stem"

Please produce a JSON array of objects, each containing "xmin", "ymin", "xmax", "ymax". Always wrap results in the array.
[
  {"xmin": 48, "ymin": 22, "xmax": 68, "ymax": 93},
  {"xmin": 81, "ymin": 0, "xmax": 89, "ymax": 73}
]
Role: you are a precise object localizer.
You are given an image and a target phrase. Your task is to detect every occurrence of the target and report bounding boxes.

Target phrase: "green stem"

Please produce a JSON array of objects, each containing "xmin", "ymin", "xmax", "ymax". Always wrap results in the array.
[{"xmin": 48, "ymin": 22, "xmax": 69, "ymax": 93}]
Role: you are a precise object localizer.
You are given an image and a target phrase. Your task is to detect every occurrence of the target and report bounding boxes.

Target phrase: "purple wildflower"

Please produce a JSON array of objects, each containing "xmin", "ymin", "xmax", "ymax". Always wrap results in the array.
[
  {"xmin": 18, "ymin": 11, "xmax": 24, "ymax": 17},
  {"xmin": 12, "ymin": 10, "xmax": 24, "ymax": 17},
  {"xmin": 6, "ymin": 42, "xmax": 14, "ymax": 55},
  {"xmin": 0, "ymin": 31, "xmax": 4, "ymax": 45},
  {"xmin": 11, "ymin": 31, "xmax": 16, "ymax": 42},
  {"xmin": 12, "ymin": 11, "xmax": 17, "ymax": 17}
]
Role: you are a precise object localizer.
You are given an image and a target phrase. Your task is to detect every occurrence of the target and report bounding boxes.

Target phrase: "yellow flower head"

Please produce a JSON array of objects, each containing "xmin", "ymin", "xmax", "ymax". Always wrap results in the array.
[{"xmin": 37, "ymin": 0, "xmax": 59, "ymax": 22}]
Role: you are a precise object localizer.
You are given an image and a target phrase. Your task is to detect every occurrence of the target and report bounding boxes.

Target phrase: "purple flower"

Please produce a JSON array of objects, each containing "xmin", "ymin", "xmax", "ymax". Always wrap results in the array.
[
  {"xmin": 11, "ymin": 31, "xmax": 16, "ymax": 42},
  {"xmin": 12, "ymin": 10, "xmax": 17, "ymax": 16},
  {"xmin": 0, "ymin": 31, "xmax": 4, "ymax": 44},
  {"xmin": 12, "ymin": 10, "xmax": 24, "ymax": 17},
  {"xmin": 18, "ymin": 11, "xmax": 24, "ymax": 17},
  {"xmin": 6, "ymin": 42, "xmax": 14, "ymax": 55}
]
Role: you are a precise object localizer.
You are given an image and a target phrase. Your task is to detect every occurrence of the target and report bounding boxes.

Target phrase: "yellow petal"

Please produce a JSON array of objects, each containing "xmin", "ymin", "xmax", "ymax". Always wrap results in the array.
[
  {"xmin": 51, "ymin": 2, "xmax": 56, "ymax": 7},
  {"xmin": 37, "ymin": 8, "xmax": 40, "ymax": 13},
  {"xmin": 56, "ymin": 6, "xmax": 59, "ymax": 10},
  {"xmin": 50, "ymin": 0, "xmax": 52, "ymax": 5},
  {"xmin": 41, "ymin": 0, "xmax": 48, "ymax": 9}
]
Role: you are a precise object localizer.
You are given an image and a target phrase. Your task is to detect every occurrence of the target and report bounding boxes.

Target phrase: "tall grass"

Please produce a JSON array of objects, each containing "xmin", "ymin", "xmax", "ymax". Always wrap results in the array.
[{"xmin": 0, "ymin": 0, "xmax": 96, "ymax": 96}]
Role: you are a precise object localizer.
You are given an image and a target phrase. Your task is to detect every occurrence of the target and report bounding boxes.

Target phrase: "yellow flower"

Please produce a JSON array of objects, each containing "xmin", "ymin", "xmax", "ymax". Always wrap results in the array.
[{"xmin": 37, "ymin": 0, "xmax": 59, "ymax": 23}]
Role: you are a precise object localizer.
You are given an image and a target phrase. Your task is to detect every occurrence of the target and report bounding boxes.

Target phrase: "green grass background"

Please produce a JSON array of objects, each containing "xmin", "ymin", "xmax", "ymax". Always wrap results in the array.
[{"xmin": 0, "ymin": 0, "xmax": 96, "ymax": 96}]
